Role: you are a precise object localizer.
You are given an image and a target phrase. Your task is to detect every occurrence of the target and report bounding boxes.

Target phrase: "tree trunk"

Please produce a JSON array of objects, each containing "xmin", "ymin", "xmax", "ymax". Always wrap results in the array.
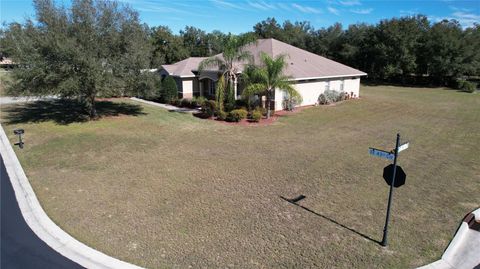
[
  {"xmin": 266, "ymin": 90, "xmax": 271, "ymax": 119},
  {"xmin": 88, "ymin": 94, "xmax": 97, "ymax": 119}
]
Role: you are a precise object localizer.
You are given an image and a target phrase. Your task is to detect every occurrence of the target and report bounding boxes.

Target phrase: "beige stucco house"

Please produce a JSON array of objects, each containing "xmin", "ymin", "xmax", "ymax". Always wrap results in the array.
[{"xmin": 159, "ymin": 38, "xmax": 366, "ymax": 111}]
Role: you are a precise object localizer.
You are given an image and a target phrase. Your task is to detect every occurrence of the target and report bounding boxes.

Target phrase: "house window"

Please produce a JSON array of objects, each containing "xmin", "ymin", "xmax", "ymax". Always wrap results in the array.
[
  {"xmin": 325, "ymin": 81, "xmax": 330, "ymax": 91},
  {"xmin": 340, "ymin": 80, "xmax": 344, "ymax": 91},
  {"xmin": 209, "ymin": 80, "xmax": 216, "ymax": 96}
]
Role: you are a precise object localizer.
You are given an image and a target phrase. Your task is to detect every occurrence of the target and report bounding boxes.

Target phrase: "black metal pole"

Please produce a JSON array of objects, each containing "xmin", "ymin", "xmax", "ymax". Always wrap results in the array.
[
  {"xmin": 18, "ymin": 134, "xmax": 24, "ymax": 149},
  {"xmin": 381, "ymin": 133, "xmax": 400, "ymax": 247}
]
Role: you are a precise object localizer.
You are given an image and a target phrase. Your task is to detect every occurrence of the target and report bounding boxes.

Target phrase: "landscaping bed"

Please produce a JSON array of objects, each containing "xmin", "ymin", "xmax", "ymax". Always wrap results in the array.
[{"xmin": 1, "ymin": 85, "xmax": 479, "ymax": 268}]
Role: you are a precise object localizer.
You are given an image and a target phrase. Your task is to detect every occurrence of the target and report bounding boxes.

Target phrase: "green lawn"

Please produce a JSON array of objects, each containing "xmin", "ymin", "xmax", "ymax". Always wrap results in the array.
[{"xmin": 1, "ymin": 85, "xmax": 479, "ymax": 268}]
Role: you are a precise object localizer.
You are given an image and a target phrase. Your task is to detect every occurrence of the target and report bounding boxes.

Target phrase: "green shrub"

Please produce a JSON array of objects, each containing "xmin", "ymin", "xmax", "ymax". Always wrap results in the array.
[
  {"xmin": 194, "ymin": 96, "xmax": 207, "ymax": 107},
  {"xmin": 171, "ymin": 98, "xmax": 181, "ymax": 106},
  {"xmin": 202, "ymin": 100, "xmax": 216, "ymax": 117},
  {"xmin": 251, "ymin": 111, "xmax": 262, "ymax": 122},
  {"xmin": 217, "ymin": 110, "xmax": 227, "ymax": 120},
  {"xmin": 225, "ymin": 83, "xmax": 235, "ymax": 112},
  {"xmin": 227, "ymin": 109, "xmax": 248, "ymax": 122},
  {"xmin": 254, "ymin": 106, "xmax": 267, "ymax": 116},
  {"xmin": 162, "ymin": 76, "xmax": 178, "ymax": 103},
  {"xmin": 181, "ymin": 98, "xmax": 191, "ymax": 107},
  {"xmin": 462, "ymin": 81, "xmax": 477, "ymax": 93},
  {"xmin": 318, "ymin": 90, "xmax": 340, "ymax": 105},
  {"xmin": 282, "ymin": 92, "xmax": 303, "ymax": 111}
]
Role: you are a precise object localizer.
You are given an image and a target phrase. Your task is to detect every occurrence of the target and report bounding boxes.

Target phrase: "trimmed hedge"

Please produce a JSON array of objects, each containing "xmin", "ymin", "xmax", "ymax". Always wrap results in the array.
[
  {"xmin": 226, "ymin": 109, "xmax": 248, "ymax": 122},
  {"xmin": 251, "ymin": 111, "xmax": 262, "ymax": 122},
  {"xmin": 217, "ymin": 110, "xmax": 227, "ymax": 120},
  {"xmin": 202, "ymin": 100, "xmax": 216, "ymax": 117}
]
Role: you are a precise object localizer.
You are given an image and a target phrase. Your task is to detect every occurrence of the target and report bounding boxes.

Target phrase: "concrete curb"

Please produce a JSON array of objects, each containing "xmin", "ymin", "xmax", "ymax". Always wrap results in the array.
[
  {"xmin": 0, "ymin": 124, "xmax": 144, "ymax": 269},
  {"xmin": 417, "ymin": 208, "xmax": 480, "ymax": 269},
  {"xmin": 130, "ymin": 97, "xmax": 200, "ymax": 113}
]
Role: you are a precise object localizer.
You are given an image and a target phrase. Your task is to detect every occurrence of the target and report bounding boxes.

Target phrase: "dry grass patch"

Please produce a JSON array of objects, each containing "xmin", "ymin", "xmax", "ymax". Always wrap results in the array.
[{"xmin": 1, "ymin": 85, "xmax": 479, "ymax": 268}]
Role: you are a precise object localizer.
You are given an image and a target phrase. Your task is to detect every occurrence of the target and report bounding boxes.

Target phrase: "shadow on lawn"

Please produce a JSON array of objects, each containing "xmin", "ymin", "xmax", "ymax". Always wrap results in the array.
[
  {"xmin": 3, "ymin": 99, "xmax": 145, "ymax": 125},
  {"xmin": 280, "ymin": 195, "xmax": 381, "ymax": 245}
]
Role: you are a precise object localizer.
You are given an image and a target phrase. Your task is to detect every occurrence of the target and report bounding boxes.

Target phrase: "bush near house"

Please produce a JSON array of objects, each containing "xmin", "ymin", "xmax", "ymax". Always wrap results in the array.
[
  {"xmin": 162, "ymin": 76, "xmax": 178, "ymax": 103},
  {"xmin": 217, "ymin": 110, "xmax": 228, "ymax": 121},
  {"xmin": 251, "ymin": 110, "xmax": 262, "ymax": 122},
  {"xmin": 193, "ymin": 96, "xmax": 207, "ymax": 107},
  {"xmin": 318, "ymin": 89, "xmax": 347, "ymax": 105},
  {"xmin": 181, "ymin": 98, "xmax": 191, "ymax": 107},
  {"xmin": 227, "ymin": 109, "xmax": 248, "ymax": 122},
  {"xmin": 202, "ymin": 100, "xmax": 216, "ymax": 117}
]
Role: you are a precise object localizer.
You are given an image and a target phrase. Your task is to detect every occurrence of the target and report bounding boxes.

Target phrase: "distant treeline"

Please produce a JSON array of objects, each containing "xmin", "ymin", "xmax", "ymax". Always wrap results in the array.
[
  {"xmin": 149, "ymin": 16, "xmax": 479, "ymax": 87},
  {"xmin": 1, "ymin": 7, "xmax": 479, "ymax": 88}
]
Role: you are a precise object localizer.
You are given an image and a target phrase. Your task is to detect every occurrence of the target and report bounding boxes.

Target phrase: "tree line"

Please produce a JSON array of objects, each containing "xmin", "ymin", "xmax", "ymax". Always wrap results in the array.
[{"xmin": 1, "ymin": 0, "xmax": 478, "ymax": 118}]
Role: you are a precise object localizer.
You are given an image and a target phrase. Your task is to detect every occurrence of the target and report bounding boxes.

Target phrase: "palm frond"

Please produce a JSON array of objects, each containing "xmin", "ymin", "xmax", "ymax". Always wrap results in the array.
[
  {"xmin": 242, "ymin": 83, "xmax": 266, "ymax": 98},
  {"xmin": 235, "ymin": 50, "xmax": 253, "ymax": 64},
  {"xmin": 198, "ymin": 56, "xmax": 225, "ymax": 72}
]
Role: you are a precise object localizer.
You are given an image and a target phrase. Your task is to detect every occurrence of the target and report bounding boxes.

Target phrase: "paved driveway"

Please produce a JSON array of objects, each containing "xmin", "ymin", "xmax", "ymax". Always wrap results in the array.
[{"xmin": 1, "ymin": 155, "xmax": 83, "ymax": 269}]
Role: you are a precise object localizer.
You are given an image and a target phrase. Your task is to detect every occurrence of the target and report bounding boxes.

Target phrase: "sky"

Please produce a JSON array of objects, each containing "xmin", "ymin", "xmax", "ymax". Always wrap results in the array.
[{"xmin": 1, "ymin": 0, "xmax": 479, "ymax": 33}]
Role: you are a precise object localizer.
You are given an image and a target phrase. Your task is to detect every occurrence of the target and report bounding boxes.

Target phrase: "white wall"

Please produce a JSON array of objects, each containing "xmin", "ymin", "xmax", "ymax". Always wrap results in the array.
[
  {"xmin": 344, "ymin": 78, "xmax": 360, "ymax": 98},
  {"xmin": 273, "ymin": 77, "xmax": 361, "ymax": 111}
]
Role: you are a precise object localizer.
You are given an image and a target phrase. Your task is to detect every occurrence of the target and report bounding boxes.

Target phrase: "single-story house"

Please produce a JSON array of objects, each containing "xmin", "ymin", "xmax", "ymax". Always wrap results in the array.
[{"xmin": 159, "ymin": 38, "xmax": 366, "ymax": 111}]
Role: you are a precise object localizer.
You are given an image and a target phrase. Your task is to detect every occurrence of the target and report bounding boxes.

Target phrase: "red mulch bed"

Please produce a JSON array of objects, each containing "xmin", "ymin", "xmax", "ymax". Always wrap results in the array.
[{"xmin": 194, "ymin": 105, "xmax": 313, "ymax": 126}]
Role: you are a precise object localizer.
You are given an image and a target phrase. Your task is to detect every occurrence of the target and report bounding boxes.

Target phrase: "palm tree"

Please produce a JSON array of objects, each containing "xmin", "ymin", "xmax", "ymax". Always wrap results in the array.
[
  {"xmin": 198, "ymin": 35, "xmax": 255, "ymax": 110},
  {"xmin": 242, "ymin": 52, "xmax": 302, "ymax": 118}
]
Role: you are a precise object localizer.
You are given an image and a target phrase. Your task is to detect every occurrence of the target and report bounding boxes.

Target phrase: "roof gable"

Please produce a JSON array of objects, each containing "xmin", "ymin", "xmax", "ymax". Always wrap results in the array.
[
  {"xmin": 161, "ymin": 57, "xmax": 207, "ymax": 77},
  {"xmin": 244, "ymin": 38, "xmax": 366, "ymax": 79}
]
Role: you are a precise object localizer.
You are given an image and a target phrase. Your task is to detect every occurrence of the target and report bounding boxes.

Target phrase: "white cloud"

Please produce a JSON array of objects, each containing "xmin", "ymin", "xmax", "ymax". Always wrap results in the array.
[
  {"xmin": 248, "ymin": 1, "xmax": 276, "ymax": 11},
  {"xmin": 291, "ymin": 3, "xmax": 322, "ymax": 14},
  {"xmin": 399, "ymin": 9, "xmax": 419, "ymax": 16},
  {"xmin": 277, "ymin": 3, "xmax": 290, "ymax": 11},
  {"xmin": 339, "ymin": 0, "xmax": 361, "ymax": 6},
  {"xmin": 327, "ymin": 6, "xmax": 340, "ymax": 15},
  {"xmin": 449, "ymin": 6, "xmax": 473, "ymax": 12},
  {"xmin": 209, "ymin": 0, "xmax": 247, "ymax": 10},
  {"xmin": 428, "ymin": 12, "xmax": 480, "ymax": 29},
  {"xmin": 451, "ymin": 11, "xmax": 480, "ymax": 28},
  {"xmin": 350, "ymin": 8, "xmax": 373, "ymax": 14}
]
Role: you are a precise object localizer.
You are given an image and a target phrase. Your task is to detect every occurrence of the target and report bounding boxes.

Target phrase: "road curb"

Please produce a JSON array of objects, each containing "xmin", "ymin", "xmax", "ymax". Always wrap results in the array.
[{"xmin": 0, "ymin": 124, "xmax": 144, "ymax": 269}]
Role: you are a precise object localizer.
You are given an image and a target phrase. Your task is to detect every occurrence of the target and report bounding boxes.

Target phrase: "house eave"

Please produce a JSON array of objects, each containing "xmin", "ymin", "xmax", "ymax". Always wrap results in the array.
[{"xmin": 290, "ymin": 73, "xmax": 367, "ymax": 81}]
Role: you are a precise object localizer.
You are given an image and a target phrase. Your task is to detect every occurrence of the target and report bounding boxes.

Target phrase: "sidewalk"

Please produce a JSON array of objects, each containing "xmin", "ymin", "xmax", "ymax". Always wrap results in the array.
[
  {"xmin": 0, "ymin": 96, "xmax": 58, "ymax": 105},
  {"xmin": 130, "ymin": 97, "xmax": 200, "ymax": 113}
]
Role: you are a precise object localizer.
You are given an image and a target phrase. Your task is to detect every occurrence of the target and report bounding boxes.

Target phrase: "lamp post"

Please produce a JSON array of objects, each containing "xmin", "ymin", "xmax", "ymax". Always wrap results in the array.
[{"xmin": 13, "ymin": 129, "xmax": 24, "ymax": 149}]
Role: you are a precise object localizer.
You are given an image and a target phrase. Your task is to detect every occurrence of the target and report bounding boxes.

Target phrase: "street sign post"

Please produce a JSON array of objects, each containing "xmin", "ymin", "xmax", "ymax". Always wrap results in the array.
[{"xmin": 369, "ymin": 133, "xmax": 409, "ymax": 247}]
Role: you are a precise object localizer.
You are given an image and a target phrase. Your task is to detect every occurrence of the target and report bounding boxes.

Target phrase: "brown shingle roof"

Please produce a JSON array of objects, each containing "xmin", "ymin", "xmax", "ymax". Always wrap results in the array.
[
  {"xmin": 161, "ymin": 57, "xmax": 207, "ymax": 77},
  {"xmin": 233, "ymin": 38, "xmax": 366, "ymax": 79},
  {"xmin": 162, "ymin": 38, "xmax": 366, "ymax": 79}
]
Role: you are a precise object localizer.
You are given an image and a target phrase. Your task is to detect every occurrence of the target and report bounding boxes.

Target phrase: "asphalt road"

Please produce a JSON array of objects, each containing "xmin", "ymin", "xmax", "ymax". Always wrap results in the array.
[{"xmin": 1, "ymin": 155, "xmax": 83, "ymax": 269}]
